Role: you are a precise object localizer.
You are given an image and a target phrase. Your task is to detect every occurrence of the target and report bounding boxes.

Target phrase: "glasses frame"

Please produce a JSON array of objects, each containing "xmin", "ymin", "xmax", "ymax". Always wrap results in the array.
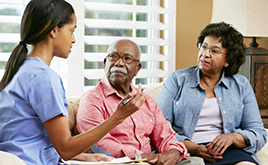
[
  {"xmin": 106, "ymin": 53, "xmax": 140, "ymax": 64},
  {"xmin": 198, "ymin": 43, "xmax": 226, "ymax": 56}
]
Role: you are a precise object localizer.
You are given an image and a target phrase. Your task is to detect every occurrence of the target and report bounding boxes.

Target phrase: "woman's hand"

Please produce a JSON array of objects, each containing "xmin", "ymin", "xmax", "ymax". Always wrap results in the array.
[
  {"xmin": 194, "ymin": 144, "xmax": 222, "ymax": 163},
  {"xmin": 71, "ymin": 153, "xmax": 114, "ymax": 162},
  {"xmin": 206, "ymin": 133, "xmax": 247, "ymax": 156},
  {"xmin": 184, "ymin": 140, "xmax": 222, "ymax": 163},
  {"xmin": 113, "ymin": 84, "xmax": 146, "ymax": 122}
]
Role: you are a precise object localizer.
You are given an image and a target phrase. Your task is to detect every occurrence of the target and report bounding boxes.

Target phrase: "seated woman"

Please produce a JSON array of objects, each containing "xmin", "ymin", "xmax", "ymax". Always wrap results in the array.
[{"xmin": 156, "ymin": 22, "xmax": 267, "ymax": 165}]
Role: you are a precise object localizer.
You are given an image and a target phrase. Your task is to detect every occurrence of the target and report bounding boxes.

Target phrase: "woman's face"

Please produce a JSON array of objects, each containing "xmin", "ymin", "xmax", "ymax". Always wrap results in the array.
[
  {"xmin": 53, "ymin": 13, "xmax": 77, "ymax": 59},
  {"xmin": 197, "ymin": 35, "xmax": 227, "ymax": 76}
]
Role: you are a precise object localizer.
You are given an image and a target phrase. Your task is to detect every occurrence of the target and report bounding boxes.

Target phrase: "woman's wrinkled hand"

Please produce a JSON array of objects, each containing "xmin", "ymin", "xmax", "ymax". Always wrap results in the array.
[
  {"xmin": 195, "ymin": 144, "xmax": 222, "ymax": 163},
  {"xmin": 206, "ymin": 133, "xmax": 237, "ymax": 156}
]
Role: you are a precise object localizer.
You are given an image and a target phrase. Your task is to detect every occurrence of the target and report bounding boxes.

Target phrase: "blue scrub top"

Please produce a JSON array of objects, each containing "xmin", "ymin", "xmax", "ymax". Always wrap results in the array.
[{"xmin": 0, "ymin": 57, "xmax": 68, "ymax": 165}]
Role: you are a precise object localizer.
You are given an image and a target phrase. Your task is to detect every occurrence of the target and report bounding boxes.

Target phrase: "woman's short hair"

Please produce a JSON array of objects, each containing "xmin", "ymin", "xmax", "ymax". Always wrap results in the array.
[{"xmin": 197, "ymin": 22, "xmax": 246, "ymax": 76}]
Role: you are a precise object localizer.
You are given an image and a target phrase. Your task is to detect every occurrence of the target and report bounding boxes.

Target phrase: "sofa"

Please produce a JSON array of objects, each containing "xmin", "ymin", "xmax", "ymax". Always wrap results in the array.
[{"xmin": 68, "ymin": 83, "xmax": 268, "ymax": 165}]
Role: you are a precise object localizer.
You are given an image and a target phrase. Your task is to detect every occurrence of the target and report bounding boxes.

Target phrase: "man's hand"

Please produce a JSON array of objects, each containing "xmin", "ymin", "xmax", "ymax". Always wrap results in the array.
[
  {"xmin": 141, "ymin": 153, "xmax": 155, "ymax": 162},
  {"xmin": 141, "ymin": 149, "xmax": 181, "ymax": 165}
]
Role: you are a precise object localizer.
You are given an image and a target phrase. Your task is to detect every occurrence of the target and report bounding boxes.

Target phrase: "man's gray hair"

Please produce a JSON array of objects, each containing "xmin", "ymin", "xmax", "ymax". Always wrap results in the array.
[{"xmin": 107, "ymin": 39, "xmax": 141, "ymax": 57}]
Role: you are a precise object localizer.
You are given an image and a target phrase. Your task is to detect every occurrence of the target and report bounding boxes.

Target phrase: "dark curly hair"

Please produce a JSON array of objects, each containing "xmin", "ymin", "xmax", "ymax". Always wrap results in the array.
[{"xmin": 197, "ymin": 22, "xmax": 246, "ymax": 76}]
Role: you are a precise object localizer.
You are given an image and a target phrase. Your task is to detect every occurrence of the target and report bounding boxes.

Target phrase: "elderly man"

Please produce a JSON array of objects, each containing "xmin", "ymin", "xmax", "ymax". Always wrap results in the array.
[{"xmin": 76, "ymin": 39, "xmax": 191, "ymax": 165}]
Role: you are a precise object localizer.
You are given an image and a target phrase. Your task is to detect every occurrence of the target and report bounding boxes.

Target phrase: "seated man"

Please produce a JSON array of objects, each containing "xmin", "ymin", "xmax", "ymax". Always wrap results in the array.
[{"xmin": 77, "ymin": 39, "xmax": 192, "ymax": 165}]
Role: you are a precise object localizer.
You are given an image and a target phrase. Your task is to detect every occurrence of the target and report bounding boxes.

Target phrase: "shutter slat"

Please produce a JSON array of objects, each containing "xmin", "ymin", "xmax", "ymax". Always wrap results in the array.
[{"xmin": 84, "ymin": 69, "xmax": 168, "ymax": 79}]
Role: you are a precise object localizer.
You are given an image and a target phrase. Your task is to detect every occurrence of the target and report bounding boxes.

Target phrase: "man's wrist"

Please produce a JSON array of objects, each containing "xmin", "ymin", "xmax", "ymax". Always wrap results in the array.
[{"xmin": 170, "ymin": 148, "xmax": 181, "ymax": 157}]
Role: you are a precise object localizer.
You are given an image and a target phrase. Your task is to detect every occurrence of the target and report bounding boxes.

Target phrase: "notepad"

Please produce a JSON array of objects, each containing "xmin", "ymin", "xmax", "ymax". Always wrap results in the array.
[{"xmin": 62, "ymin": 155, "xmax": 148, "ymax": 165}]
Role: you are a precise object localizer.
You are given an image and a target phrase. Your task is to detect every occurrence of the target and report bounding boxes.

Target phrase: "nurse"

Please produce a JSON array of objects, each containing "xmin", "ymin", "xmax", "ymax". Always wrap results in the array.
[{"xmin": 0, "ymin": 0, "xmax": 146, "ymax": 164}]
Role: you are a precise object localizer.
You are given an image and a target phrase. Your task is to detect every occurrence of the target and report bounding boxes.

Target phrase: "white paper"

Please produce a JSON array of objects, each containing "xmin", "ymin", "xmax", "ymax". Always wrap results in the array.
[{"xmin": 62, "ymin": 156, "xmax": 133, "ymax": 164}]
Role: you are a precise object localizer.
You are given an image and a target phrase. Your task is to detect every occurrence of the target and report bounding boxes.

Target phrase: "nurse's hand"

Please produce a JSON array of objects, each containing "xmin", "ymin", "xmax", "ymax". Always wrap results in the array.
[
  {"xmin": 70, "ymin": 153, "xmax": 114, "ymax": 162},
  {"xmin": 113, "ymin": 83, "xmax": 146, "ymax": 122}
]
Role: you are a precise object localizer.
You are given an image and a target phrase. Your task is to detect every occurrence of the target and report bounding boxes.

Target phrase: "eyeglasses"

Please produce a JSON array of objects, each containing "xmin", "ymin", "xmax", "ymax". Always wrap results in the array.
[
  {"xmin": 107, "ymin": 53, "xmax": 140, "ymax": 64},
  {"xmin": 198, "ymin": 43, "xmax": 226, "ymax": 56}
]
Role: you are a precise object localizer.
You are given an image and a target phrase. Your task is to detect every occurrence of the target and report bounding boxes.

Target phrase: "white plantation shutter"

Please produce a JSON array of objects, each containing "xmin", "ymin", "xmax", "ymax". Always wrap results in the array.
[
  {"xmin": 77, "ymin": 0, "xmax": 176, "ymax": 94},
  {"xmin": 0, "ymin": 0, "xmax": 176, "ymax": 98},
  {"xmin": 0, "ymin": 0, "xmax": 29, "ymax": 78},
  {"xmin": 0, "ymin": 0, "xmax": 74, "ymax": 96}
]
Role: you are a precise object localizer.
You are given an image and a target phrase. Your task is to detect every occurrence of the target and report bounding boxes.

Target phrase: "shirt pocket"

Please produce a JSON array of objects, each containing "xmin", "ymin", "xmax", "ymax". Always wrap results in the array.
[
  {"xmin": 173, "ymin": 99, "xmax": 187, "ymax": 125},
  {"xmin": 234, "ymin": 102, "xmax": 244, "ymax": 126},
  {"xmin": 41, "ymin": 145, "xmax": 59, "ymax": 165}
]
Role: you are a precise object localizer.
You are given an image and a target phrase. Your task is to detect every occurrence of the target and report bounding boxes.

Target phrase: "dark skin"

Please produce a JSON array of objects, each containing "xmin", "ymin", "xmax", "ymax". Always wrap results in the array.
[
  {"xmin": 104, "ymin": 39, "xmax": 182, "ymax": 165},
  {"xmin": 186, "ymin": 36, "xmax": 252, "ymax": 164},
  {"xmin": 104, "ymin": 40, "xmax": 141, "ymax": 97},
  {"xmin": 35, "ymin": 15, "xmax": 146, "ymax": 161}
]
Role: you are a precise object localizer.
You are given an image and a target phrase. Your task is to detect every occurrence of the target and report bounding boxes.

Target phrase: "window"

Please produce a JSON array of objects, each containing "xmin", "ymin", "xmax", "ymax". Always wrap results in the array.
[
  {"xmin": 0, "ymin": 0, "xmax": 29, "ymax": 78},
  {"xmin": 0, "ymin": 0, "xmax": 176, "ymax": 98}
]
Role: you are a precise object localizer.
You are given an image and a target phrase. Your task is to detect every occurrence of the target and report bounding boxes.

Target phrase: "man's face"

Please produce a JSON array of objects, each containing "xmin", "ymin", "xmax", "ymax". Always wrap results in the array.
[{"xmin": 104, "ymin": 40, "xmax": 141, "ymax": 86}]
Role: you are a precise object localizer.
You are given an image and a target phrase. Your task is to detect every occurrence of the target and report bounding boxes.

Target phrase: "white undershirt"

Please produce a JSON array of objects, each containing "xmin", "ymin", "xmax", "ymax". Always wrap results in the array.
[{"xmin": 191, "ymin": 97, "xmax": 223, "ymax": 144}]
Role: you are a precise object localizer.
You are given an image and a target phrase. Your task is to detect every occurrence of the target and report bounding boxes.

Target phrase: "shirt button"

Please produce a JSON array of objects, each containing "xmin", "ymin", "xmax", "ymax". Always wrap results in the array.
[
  {"xmin": 150, "ymin": 119, "xmax": 153, "ymax": 122},
  {"xmin": 218, "ymin": 98, "xmax": 222, "ymax": 101},
  {"xmin": 176, "ymin": 102, "xmax": 179, "ymax": 105},
  {"xmin": 242, "ymin": 105, "xmax": 244, "ymax": 108},
  {"xmin": 137, "ymin": 135, "xmax": 139, "ymax": 138},
  {"xmin": 133, "ymin": 118, "xmax": 136, "ymax": 122},
  {"xmin": 223, "ymin": 111, "xmax": 226, "ymax": 114},
  {"xmin": 225, "ymin": 129, "xmax": 227, "ymax": 132}
]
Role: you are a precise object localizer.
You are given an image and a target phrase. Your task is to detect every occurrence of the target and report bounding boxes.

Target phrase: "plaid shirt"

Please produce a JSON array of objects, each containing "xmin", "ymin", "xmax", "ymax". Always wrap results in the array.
[{"xmin": 77, "ymin": 76, "xmax": 189, "ymax": 160}]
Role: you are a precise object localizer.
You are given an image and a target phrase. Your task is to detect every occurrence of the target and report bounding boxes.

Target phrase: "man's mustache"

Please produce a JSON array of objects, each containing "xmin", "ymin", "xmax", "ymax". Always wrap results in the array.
[{"xmin": 110, "ymin": 67, "xmax": 127, "ymax": 74}]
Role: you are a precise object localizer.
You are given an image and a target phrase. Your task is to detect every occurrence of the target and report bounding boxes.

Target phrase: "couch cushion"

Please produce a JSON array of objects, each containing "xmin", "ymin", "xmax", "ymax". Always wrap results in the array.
[
  {"xmin": 67, "ymin": 98, "xmax": 80, "ymax": 136},
  {"xmin": 257, "ymin": 129, "xmax": 268, "ymax": 165},
  {"xmin": 143, "ymin": 82, "xmax": 163, "ymax": 101},
  {"xmin": 0, "ymin": 151, "xmax": 27, "ymax": 165}
]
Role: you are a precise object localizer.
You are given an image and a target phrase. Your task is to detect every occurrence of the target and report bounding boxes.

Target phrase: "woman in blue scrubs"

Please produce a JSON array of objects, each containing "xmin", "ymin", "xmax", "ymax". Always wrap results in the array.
[{"xmin": 0, "ymin": 0, "xmax": 146, "ymax": 164}]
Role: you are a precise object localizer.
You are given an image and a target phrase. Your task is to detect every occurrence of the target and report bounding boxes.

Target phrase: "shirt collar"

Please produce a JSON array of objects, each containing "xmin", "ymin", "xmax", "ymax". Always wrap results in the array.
[
  {"xmin": 102, "ymin": 76, "xmax": 136, "ymax": 98},
  {"xmin": 191, "ymin": 66, "xmax": 229, "ymax": 89}
]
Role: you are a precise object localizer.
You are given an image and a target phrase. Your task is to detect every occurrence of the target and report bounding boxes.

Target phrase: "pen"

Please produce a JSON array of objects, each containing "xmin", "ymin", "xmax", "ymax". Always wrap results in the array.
[{"xmin": 120, "ymin": 88, "xmax": 144, "ymax": 107}]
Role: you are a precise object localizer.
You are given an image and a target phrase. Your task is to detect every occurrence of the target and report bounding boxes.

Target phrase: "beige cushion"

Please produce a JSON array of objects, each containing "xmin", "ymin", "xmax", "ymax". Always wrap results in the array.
[
  {"xmin": 143, "ymin": 82, "xmax": 163, "ymax": 101},
  {"xmin": 0, "ymin": 151, "xmax": 27, "ymax": 165},
  {"xmin": 67, "ymin": 98, "xmax": 80, "ymax": 136}
]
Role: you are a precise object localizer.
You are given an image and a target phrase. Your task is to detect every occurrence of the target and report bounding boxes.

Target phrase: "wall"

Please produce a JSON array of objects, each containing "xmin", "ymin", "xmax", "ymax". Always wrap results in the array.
[{"xmin": 176, "ymin": 0, "xmax": 268, "ymax": 70}]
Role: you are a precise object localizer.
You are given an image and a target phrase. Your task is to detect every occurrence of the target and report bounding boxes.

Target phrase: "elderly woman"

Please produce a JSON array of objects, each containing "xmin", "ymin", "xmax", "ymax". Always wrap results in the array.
[{"xmin": 156, "ymin": 22, "xmax": 267, "ymax": 165}]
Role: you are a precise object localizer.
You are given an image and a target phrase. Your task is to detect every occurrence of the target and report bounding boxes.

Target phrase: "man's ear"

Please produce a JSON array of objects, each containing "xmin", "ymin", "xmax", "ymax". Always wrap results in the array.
[
  {"xmin": 104, "ymin": 58, "xmax": 107, "ymax": 65},
  {"xmin": 135, "ymin": 62, "xmax": 142, "ymax": 76}
]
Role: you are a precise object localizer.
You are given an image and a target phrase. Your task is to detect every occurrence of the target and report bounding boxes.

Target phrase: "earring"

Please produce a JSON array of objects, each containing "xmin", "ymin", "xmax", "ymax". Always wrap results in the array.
[
  {"xmin": 224, "ymin": 62, "xmax": 229, "ymax": 67},
  {"xmin": 53, "ymin": 36, "xmax": 55, "ymax": 38}
]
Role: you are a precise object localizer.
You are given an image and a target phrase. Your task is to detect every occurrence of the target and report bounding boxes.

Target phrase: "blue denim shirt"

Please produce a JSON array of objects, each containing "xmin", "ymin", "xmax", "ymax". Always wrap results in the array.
[{"xmin": 156, "ymin": 66, "xmax": 267, "ymax": 162}]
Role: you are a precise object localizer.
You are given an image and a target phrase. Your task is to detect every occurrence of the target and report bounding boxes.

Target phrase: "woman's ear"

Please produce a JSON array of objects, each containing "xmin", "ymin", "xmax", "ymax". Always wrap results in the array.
[{"xmin": 50, "ymin": 28, "xmax": 57, "ymax": 38}]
